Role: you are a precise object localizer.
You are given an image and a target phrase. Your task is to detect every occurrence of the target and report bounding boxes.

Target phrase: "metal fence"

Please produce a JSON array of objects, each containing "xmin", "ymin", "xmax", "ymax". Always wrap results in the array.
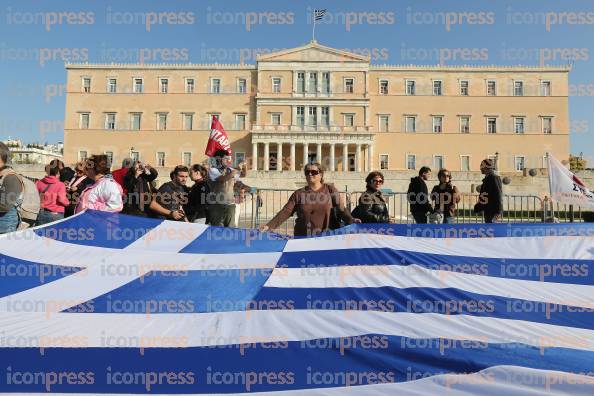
[{"xmin": 233, "ymin": 189, "xmax": 585, "ymax": 233}]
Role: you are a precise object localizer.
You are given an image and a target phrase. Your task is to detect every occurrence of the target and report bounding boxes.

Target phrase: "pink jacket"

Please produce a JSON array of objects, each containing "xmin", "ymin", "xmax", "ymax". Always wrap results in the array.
[
  {"xmin": 36, "ymin": 176, "xmax": 69, "ymax": 213},
  {"xmin": 75, "ymin": 175, "xmax": 123, "ymax": 214}
]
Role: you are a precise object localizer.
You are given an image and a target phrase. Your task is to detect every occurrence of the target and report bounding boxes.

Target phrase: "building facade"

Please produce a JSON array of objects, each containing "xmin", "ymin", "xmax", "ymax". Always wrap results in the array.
[
  {"xmin": 64, "ymin": 41, "xmax": 569, "ymax": 172},
  {"xmin": 3, "ymin": 139, "xmax": 64, "ymax": 164}
]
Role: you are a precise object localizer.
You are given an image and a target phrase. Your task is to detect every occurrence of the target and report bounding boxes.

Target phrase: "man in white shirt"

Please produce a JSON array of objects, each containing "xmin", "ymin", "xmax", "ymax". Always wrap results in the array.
[{"xmin": 207, "ymin": 150, "xmax": 244, "ymax": 227}]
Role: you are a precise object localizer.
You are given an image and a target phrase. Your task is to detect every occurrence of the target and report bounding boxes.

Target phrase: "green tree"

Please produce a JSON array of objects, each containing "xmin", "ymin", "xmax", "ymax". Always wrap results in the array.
[{"xmin": 569, "ymin": 154, "xmax": 587, "ymax": 171}]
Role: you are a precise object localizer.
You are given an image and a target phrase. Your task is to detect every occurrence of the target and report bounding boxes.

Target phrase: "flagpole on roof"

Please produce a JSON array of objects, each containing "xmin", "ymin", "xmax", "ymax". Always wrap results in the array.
[{"xmin": 312, "ymin": 9, "xmax": 316, "ymax": 41}]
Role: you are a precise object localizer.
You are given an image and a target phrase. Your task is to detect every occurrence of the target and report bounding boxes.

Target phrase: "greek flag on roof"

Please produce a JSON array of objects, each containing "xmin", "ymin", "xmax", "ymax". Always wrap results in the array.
[{"xmin": 0, "ymin": 210, "xmax": 593, "ymax": 394}]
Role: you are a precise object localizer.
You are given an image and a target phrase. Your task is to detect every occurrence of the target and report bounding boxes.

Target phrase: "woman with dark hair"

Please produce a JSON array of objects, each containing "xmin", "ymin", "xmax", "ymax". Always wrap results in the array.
[
  {"xmin": 186, "ymin": 164, "xmax": 209, "ymax": 223},
  {"xmin": 353, "ymin": 171, "xmax": 390, "ymax": 223},
  {"xmin": 123, "ymin": 160, "xmax": 158, "ymax": 216},
  {"xmin": 65, "ymin": 161, "xmax": 94, "ymax": 217},
  {"xmin": 431, "ymin": 168, "xmax": 460, "ymax": 224},
  {"xmin": 34, "ymin": 163, "xmax": 69, "ymax": 225},
  {"xmin": 74, "ymin": 155, "xmax": 123, "ymax": 214},
  {"xmin": 261, "ymin": 162, "xmax": 359, "ymax": 236}
]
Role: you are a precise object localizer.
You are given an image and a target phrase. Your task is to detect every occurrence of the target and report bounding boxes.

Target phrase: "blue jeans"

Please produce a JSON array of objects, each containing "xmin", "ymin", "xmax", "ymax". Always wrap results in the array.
[
  {"xmin": 0, "ymin": 207, "xmax": 19, "ymax": 234},
  {"xmin": 443, "ymin": 216, "xmax": 456, "ymax": 224},
  {"xmin": 35, "ymin": 209, "xmax": 64, "ymax": 226}
]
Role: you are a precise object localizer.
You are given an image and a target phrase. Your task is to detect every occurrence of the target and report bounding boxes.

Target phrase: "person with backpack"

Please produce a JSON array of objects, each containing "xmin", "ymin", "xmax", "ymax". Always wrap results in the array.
[
  {"xmin": 260, "ymin": 163, "xmax": 359, "ymax": 237},
  {"xmin": 0, "ymin": 142, "xmax": 24, "ymax": 234},
  {"xmin": 35, "ymin": 163, "xmax": 69, "ymax": 226},
  {"xmin": 352, "ymin": 171, "xmax": 391, "ymax": 223},
  {"xmin": 430, "ymin": 168, "xmax": 461, "ymax": 224}
]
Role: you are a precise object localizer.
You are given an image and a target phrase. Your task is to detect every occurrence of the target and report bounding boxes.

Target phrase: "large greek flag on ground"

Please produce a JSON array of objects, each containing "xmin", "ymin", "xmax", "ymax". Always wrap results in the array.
[{"xmin": 0, "ymin": 210, "xmax": 593, "ymax": 395}]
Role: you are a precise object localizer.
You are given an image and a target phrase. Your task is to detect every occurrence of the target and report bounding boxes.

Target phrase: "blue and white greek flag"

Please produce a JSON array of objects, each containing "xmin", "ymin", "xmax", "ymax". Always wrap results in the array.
[
  {"xmin": 314, "ymin": 9, "xmax": 327, "ymax": 21},
  {"xmin": 0, "ymin": 210, "xmax": 593, "ymax": 394}
]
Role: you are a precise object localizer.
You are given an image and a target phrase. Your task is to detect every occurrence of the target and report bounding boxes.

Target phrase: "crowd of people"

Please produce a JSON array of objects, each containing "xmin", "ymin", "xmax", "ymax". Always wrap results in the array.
[{"xmin": 0, "ymin": 140, "xmax": 503, "ymax": 236}]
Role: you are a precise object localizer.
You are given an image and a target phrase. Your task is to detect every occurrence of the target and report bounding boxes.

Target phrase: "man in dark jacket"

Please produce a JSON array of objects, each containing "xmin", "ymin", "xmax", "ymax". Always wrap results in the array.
[
  {"xmin": 474, "ymin": 158, "xmax": 503, "ymax": 223},
  {"xmin": 149, "ymin": 165, "xmax": 189, "ymax": 221},
  {"xmin": 407, "ymin": 166, "xmax": 432, "ymax": 223}
]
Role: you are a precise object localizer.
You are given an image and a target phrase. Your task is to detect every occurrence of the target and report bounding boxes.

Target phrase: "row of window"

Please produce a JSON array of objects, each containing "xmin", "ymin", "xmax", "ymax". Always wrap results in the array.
[
  {"xmin": 81, "ymin": 77, "xmax": 247, "ymax": 94},
  {"xmin": 78, "ymin": 150, "xmax": 246, "ymax": 168},
  {"xmin": 82, "ymin": 75, "xmax": 553, "ymax": 96},
  {"xmin": 397, "ymin": 115, "xmax": 553, "ymax": 134},
  {"xmin": 79, "ymin": 112, "xmax": 246, "ymax": 131},
  {"xmin": 383, "ymin": 154, "xmax": 530, "ymax": 172}
]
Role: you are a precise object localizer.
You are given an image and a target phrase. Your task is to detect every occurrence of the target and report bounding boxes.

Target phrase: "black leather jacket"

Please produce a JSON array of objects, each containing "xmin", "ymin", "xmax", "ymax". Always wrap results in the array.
[{"xmin": 354, "ymin": 188, "xmax": 390, "ymax": 223}]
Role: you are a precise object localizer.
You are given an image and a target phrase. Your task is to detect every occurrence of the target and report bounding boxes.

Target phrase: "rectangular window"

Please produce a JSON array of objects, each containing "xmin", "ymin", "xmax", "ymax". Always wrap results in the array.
[
  {"xmin": 296, "ymin": 106, "xmax": 305, "ymax": 126},
  {"xmin": 433, "ymin": 80, "xmax": 442, "ymax": 96},
  {"xmin": 344, "ymin": 114, "xmax": 354, "ymax": 127},
  {"xmin": 460, "ymin": 116, "xmax": 470, "ymax": 133},
  {"xmin": 379, "ymin": 115, "xmax": 389, "ymax": 132},
  {"xmin": 308, "ymin": 72, "xmax": 318, "ymax": 93},
  {"xmin": 159, "ymin": 78, "xmax": 168, "ymax": 93},
  {"xmin": 405, "ymin": 116, "xmax": 416, "ymax": 132},
  {"xmin": 406, "ymin": 154, "xmax": 416, "ymax": 170},
  {"xmin": 157, "ymin": 152, "xmax": 165, "ymax": 167},
  {"xmin": 235, "ymin": 114, "xmax": 246, "ymax": 130},
  {"xmin": 104, "ymin": 151, "xmax": 113, "ymax": 167},
  {"xmin": 296, "ymin": 72, "xmax": 305, "ymax": 93},
  {"xmin": 344, "ymin": 78, "xmax": 354, "ymax": 93},
  {"xmin": 211, "ymin": 78, "xmax": 221, "ymax": 93},
  {"xmin": 271, "ymin": 113, "xmax": 281, "ymax": 125},
  {"xmin": 322, "ymin": 72, "xmax": 330, "ymax": 93},
  {"xmin": 133, "ymin": 78, "xmax": 143, "ymax": 93},
  {"xmin": 541, "ymin": 81, "xmax": 551, "ymax": 96},
  {"xmin": 157, "ymin": 113, "xmax": 167, "ymax": 131},
  {"xmin": 487, "ymin": 80, "xmax": 496, "ymax": 96},
  {"xmin": 130, "ymin": 113, "xmax": 141, "ymax": 130},
  {"xmin": 406, "ymin": 80, "xmax": 416, "ymax": 95},
  {"xmin": 515, "ymin": 156, "xmax": 525, "ymax": 171},
  {"xmin": 461, "ymin": 155, "xmax": 470, "ymax": 171},
  {"xmin": 514, "ymin": 81, "xmax": 524, "ymax": 96},
  {"xmin": 182, "ymin": 152, "xmax": 192, "ymax": 166},
  {"xmin": 80, "ymin": 113, "xmax": 90, "ymax": 129},
  {"xmin": 183, "ymin": 113, "xmax": 193, "ymax": 131},
  {"xmin": 82, "ymin": 77, "xmax": 91, "ymax": 93},
  {"xmin": 185, "ymin": 78, "xmax": 194, "ymax": 93},
  {"xmin": 79, "ymin": 151, "xmax": 88, "ymax": 161},
  {"xmin": 308, "ymin": 106, "xmax": 317, "ymax": 126},
  {"xmin": 107, "ymin": 78, "xmax": 117, "ymax": 93},
  {"xmin": 105, "ymin": 113, "xmax": 116, "ymax": 130},
  {"xmin": 487, "ymin": 117, "xmax": 497, "ymax": 133},
  {"xmin": 434, "ymin": 155, "xmax": 444, "ymax": 170},
  {"xmin": 460, "ymin": 80, "xmax": 469, "ymax": 96},
  {"xmin": 514, "ymin": 117, "xmax": 525, "ymax": 134},
  {"xmin": 238, "ymin": 78, "xmax": 247, "ymax": 94},
  {"xmin": 379, "ymin": 80, "xmax": 389, "ymax": 95},
  {"xmin": 321, "ymin": 107, "xmax": 329, "ymax": 127},
  {"xmin": 433, "ymin": 116, "xmax": 443, "ymax": 133},
  {"xmin": 542, "ymin": 117, "xmax": 552, "ymax": 134},
  {"xmin": 380, "ymin": 154, "xmax": 389, "ymax": 170},
  {"xmin": 131, "ymin": 151, "xmax": 140, "ymax": 162},
  {"xmin": 272, "ymin": 77, "xmax": 281, "ymax": 93},
  {"xmin": 234, "ymin": 152, "xmax": 246, "ymax": 167}
]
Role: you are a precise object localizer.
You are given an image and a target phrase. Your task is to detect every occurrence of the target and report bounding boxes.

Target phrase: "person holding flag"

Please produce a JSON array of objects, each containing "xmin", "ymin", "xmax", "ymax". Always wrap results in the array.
[{"xmin": 205, "ymin": 116, "xmax": 246, "ymax": 227}]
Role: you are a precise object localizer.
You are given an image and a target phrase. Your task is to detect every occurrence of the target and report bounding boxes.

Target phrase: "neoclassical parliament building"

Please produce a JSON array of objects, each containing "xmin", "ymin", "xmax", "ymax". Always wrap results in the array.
[{"xmin": 64, "ymin": 41, "xmax": 570, "ymax": 173}]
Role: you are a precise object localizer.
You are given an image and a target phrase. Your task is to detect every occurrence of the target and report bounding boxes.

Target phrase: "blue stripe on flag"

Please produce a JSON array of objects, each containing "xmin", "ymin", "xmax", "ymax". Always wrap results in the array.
[
  {"xmin": 277, "ymin": 248, "xmax": 594, "ymax": 284},
  {"xmin": 34, "ymin": 210, "xmax": 162, "ymax": 249},
  {"xmin": 0, "ymin": 336, "xmax": 592, "ymax": 393},
  {"xmin": 180, "ymin": 227, "xmax": 288, "ymax": 253},
  {"xmin": 0, "ymin": 253, "xmax": 83, "ymax": 298}
]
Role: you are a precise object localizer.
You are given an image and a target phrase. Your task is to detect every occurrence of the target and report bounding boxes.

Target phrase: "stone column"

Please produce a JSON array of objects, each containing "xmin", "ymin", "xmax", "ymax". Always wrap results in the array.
[
  {"xmin": 264, "ymin": 142, "xmax": 269, "ymax": 171},
  {"xmin": 329, "ymin": 143, "xmax": 335, "ymax": 171},
  {"xmin": 343, "ymin": 143, "xmax": 349, "ymax": 172},
  {"xmin": 367, "ymin": 143, "xmax": 374, "ymax": 171},
  {"xmin": 303, "ymin": 142, "xmax": 308, "ymax": 167},
  {"xmin": 252, "ymin": 142, "xmax": 258, "ymax": 171},
  {"xmin": 290, "ymin": 142, "xmax": 296, "ymax": 171},
  {"xmin": 355, "ymin": 143, "xmax": 362, "ymax": 172},
  {"xmin": 277, "ymin": 142, "xmax": 283, "ymax": 171},
  {"xmin": 316, "ymin": 143, "xmax": 322, "ymax": 163}
]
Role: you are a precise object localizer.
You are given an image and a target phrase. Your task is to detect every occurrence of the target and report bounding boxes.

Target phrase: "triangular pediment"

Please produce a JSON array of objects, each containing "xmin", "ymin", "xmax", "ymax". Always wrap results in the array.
[{"xmin": 257, "ymin": 41, "xmax": 369, "ymax": 63}]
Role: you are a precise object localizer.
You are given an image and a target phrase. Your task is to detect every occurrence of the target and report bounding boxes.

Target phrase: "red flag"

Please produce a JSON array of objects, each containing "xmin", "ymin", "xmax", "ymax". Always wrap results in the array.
[{"xmin": 205, "ymin": 116, "xmax": 232, "ymax": 157}]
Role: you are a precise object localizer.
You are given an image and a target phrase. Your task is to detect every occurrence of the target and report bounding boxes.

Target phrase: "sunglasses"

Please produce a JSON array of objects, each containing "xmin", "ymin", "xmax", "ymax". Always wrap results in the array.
[
  {"xmin": 372, "ymin": 179, "xmax": 384, "ymax": 184},
  {"xmin": 304, "ymin": 170, "xmax": 320, "ymax": 176}
]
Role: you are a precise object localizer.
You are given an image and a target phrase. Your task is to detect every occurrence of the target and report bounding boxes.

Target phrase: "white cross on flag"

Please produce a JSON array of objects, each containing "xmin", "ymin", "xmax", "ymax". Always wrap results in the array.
[{"xmin": 548, "ymin": 153, "xmax": 594, "ymax": 209}]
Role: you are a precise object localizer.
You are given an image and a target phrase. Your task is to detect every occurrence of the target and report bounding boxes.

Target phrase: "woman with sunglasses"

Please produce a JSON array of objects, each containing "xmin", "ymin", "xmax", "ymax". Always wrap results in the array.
[
  {"xmin": 352, "ymin": 171, "xmax": 391, "ymax": 223},
  {"xmin": 430, "ymin": 168, "xmax": 460, "ymax": 224},
  {"xmin": 64, "ymin": 161, "xmax": 94, "ymax": 217},
  {"xmin": 261, "ymin": 162, "xmax": 359, "ymax": 236}
]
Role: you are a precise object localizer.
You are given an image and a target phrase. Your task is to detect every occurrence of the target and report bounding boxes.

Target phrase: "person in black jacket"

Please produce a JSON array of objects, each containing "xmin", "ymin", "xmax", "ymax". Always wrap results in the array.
[
  {"xmin": 353, "ymin": 171, "xmax": 390, "ymax": 223},
  {"xmin": 186, "ymin": 164, "xmax": 209, "ymax": 223},
  {"xmin": 123, "ymin": 160, "xmax": 158, "ymax": 216},
  {"xmin": 474, "ymin": 158, "xmax": 503, "ymax": 223},
  {"xmin": 407, "ymin": 166, "xmax": 432, "ymax": 223}
]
